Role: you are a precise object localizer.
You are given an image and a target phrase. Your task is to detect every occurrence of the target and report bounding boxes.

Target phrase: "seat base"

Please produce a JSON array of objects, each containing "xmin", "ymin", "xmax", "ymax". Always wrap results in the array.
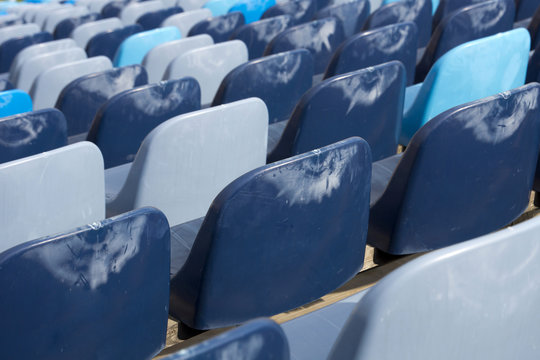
[{"xmin": 170, "ymin": 217, "xmax": 205, "ymax": 276}]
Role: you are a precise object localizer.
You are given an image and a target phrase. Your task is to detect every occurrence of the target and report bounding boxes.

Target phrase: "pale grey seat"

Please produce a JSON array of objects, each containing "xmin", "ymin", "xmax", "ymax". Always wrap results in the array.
[
  {"xmin": 177, "ymin": 0, "xmax": 209, "ymax": 10},
  {"xmin": 33, "ymin": 4, "xmax": 65, "ymax": 28},
  {"xmin": 71, "ymin": 18, "xmax": 123, "ymax": 49},
  {"xmin": 31, "ymin": 56, "xmax": 113, "ymax": 110},
  {"xmin": 106, "ymin": 98, "xmax": 268, "ymax": 226},
  {"xmin": 0, "ymin": 141, "xmax": 104, "ymax": 254},
  {"xmin": 164, "ymin": 40, "xmax": 248, "ymax": 106},
  {"xmin": 120, "ymin": 0, "xmax": 165, "ymax": 25},
  {"xmin": 142, "ymin": 34, "xmax": 213, "ymax": 82},
  {"xmin": 0, "ymin": 14, "xmax": 21, "ymax": 27},
  {"xmin": 43, "ymin": 6, "xmax": 89, "ymax": 33},
  {"xmin": 161, "ymin": 9, "xmax": 212, "ymax": 37},
  {"xmin": 89, "ymin": 0, "xmax": 116, "ymax": 13},
  {"xmin": 0, "ymin": 24, "xmax": 39, "ymax": 47}
]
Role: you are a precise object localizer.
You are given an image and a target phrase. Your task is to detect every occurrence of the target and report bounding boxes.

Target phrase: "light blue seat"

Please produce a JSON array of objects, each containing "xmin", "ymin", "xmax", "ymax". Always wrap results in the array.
[
  {"xmin": 0, "ymin": 89, "xmax": 32, "ymax": 118},
  {"xmin": 203, "ymin": 0, "xmax": 238, "ymax": 16},
  {"xmin": 228, "ymin": 0, "xmax": 276, "ymax": 23},
  {"xmin": 315, "ymin": 0, "xmax": 370, "ymax": 37},
  {"xmin": 113, "ymin": 26, "xmax": 181, "ymax": 66},
  {"xmin": 231, "ymin": 15, "xmax": 291, "ymax": 59},
  {"xmin": 400, "ymin": 28, "xmax": 529, "ymax": 145},
  {"xmin": 70, "ymin": 17, "xmax": 123, "ymax": 48},
  {"xmin": 161, "ymin": 9, "xmax": 212, "ymax": 37},
  {"xmin": 0, "ymin": 207, "xmax": 170, "ymax": 360}
]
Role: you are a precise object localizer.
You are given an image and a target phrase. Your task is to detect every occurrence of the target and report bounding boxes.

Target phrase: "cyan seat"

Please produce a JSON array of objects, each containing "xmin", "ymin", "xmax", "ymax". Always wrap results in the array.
[
  {"xmin": 161, "ymin": 9, "xmax": 213, "ymax": 37},
  {"xmin": 203, "ymin": 0, "xmax": 238, "ymax": 16},
  {"xmin": 269, "ymin": 61, "xmax": 405, "ymax": 162},
  {"xmin": 0, "ymin": 89, "xmax": 32, "ymax": 118},
  {"xmin": 364, "ymin": 0, "xmax": 432, "ymax": 47},
  {"xmin": 0, "ymin": 207, "xmax": 170, "ymax": 360},
  {"xmin": 324, "ymin": 22, "xmax": 417, "ymax": 84},
  {"xmin": 164, "ymin": 40, "xmax": 248, "ymax": 106},
  {"xmin": 0, "ymin": 23, "xmax": 40, "ymax": 47},
  {"xmin": 315, "ymin": 0, "xmax": 370, "ymax": 37},
  {"xmin": 169, "ymin": 137, "xmax": 371, "ymax": 330},
  {"xmin": 188, "ymin": 11, "xmax": 245, "ymax": 43},
  {"xmin": 53, "ymin": 12, "xmax": 101, "ymax": 39},
  {"xmin": 415, "ymin": 0, "xmax": 515, "ymax": 83},
  {"xmin": 87, "ymin": 77, "xmax": 200, "ymax": 169},
  {"xmin": 105, "ymin": 98, "xmax": 268, "ymax": 226},
  {"xmin": 43, "ymin": 6, "xmax": 88, "ymax": 33},
  {"xmin": 231, "ymin": 15, "xmax": 291, "ymax": 59},
  {"xmin": 0, "ymin": 31, "xmax": 52, "ymax": 73},
  {"xmin": 0, "ymin": 108, "xmax": 67, "ymax": 164},
  {"xmin": 0, "ymin": 141, "xmax": 104, "ymax": 253},
  {"xmin": 113, "ymin": 26, "xmax": 181, "ymax": 67},
  {"xmin": 120, "ymin": 0, "xmax": 164, "ymax": 25},
  {"xmin": 71, "ymin": 17, "xmax": 123, "ymax": 49},
  {"xmin": 31, "ymin": 56, "xmax": 113, "ymax": 110},
  {"xmin": 228, "ymin": 0, "xmax": 276, "ymax": 23},
  {"xmin": 261, "ymin": 0, "xmax": 317, "ymax": 25},
  {"xmin": 264, "ymin": 17, "xmax": 346, "ymax": 75},
  {"xmin": 142, "ymin": 34, "xmax": 213, "ymax": 83},
  {"xmin": 370, "ymin": 83, "xmax": 540, "ymax": 255},
  {"xmin": 55, "ymin": 65, "xmax": 148, "ymax": 138},
  {"xmin": 401, "ymin": 28, "xmax": 529, "ymax": 145},
  {"xmin": 86, "ymin": 24, "xmax": 143, "ymax": 60},
  {"xmin": 212, "ymin": 49, "xmax": 313, "ymax": 142},
  {"xmin": 136, "ymin": 6, "xmax": 183, "ymax": 30}
]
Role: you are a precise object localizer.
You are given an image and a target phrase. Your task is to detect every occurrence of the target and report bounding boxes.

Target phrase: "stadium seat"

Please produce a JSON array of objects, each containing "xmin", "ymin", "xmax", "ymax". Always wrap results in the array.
[
  {"xmin": 432, "ymin": 0, "xmax": 487, "ymax": 30},
  {"xmin": 0, "ymin": 23, "xmax": 40, "ymax": 47},
  {"xmin": 515, "ymin": 0, "xmax": 540, "ymax": 21},
  {"xmin": 231, "ymin": 15, "xmax": 291, "ymax": 59},
  {"xmin": 261, "ymin": 0, "xmax": 316, "ymax": 25},
  {"xmin": 136, "ymin": 6, "xmax": 183, "ymax": 30},
  {"xmin": 0, "ymin": 31, "xmax": 52, "ymax": 73},
  {"xmin": 53, "ymin": 12, "xmax": 101, "ymax": 39},
  {"xmin": 71, "ymin": 17, "xmax": 123, "ymax": 49},
  {"xmin": 188, "ymin": 11, "xmax": 245, "ymax": 43},
  {"xmin": 86, "ymin": 24, "xmax": 143, "ymax": 60},
  {"xmin": 203, "ymin": 0, "xmax": 238, "ymax": 16},
  {"xmin": 161, "ymin": 9, "xmax": 213, "ymax": 37},
  {"xmin": 228, "ymin": 0, "xmax": 276, "ymax": 23},
  {"xmin": 315, "ymin": 0, "xmax": 370, "ymax": 37},
  {"xmin": 120, "ymin": 0, "xmax": 164, "ymax": 25},
  {"xmin": 43, "ymin": 6, "xmax": 88, "ymax": 33},
  {"xmin": 177, "ymin": 0, "xmax": 208, "ymax": 11},
  {"xmin": 0, "ymin": 89, "xmax": 32, "ymax": 118}
]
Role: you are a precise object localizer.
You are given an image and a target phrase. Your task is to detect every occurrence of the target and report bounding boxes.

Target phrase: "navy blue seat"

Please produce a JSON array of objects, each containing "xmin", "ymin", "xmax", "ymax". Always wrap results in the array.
[
  {"xmin": 0, "ymin": 207, "xmax": 170, "ymax": 360},
  {"xmin": 432, "ymin": 0, "xmax": 488, "ymax": 30},
  {"xmin": 515, "ymin": 0, "xmax": 540, "ymax": 20},
  {"xmin": 188, "ymin": 11, "xmax": 245, "ymax": 43},
  {"xmin": 232, "ymin": 15, "xmax": 292, "ymax": 59},
  {"xmin": 0, "ymin": 31, "xmax": 52, "ymax": 73},
  {"xmin": 324, "ymin": 22, "xmax": 417, "ymax": 84},
  {"xmin": 264, "ymin": 17, "xmax": 346, "ymax": 74},
  {"xmin": 53, "ymin": 12, "xmax": 102, "ymax": 39},
  {"xmin": 526, "ymin": 5, "xmax": 540, "ymax": 49},
  {"xmin": 315, "ymin": 0, "xmax": 370, "ymax": 37},
  {"xmin": 415, "ymin": 0, "xmax": 515, "ymax": 83},
  {"xmin": 86, "ymin": 24, "xmax": 143, "ymax": 60},
  {"xmin": 87, "ymin": 77, "xmax": 201, "ymax": 169},
  {"xmin": 136, "ymin": 6, "xmax": 183, "ymax": 30},
  {"xmin": 0, "ymin": 78, "xmax": 13, "ymax": 92},
  {"xmin": 261, "ymin": 0, "xmax": 317, "ymax": 25},
  {"xmin": 102, "ymin": 0, "xmax": 128, "ymax": 18},
  {"xmin": 212, "ymin": 49, "xmax": 313, "ymax": 127},
  {"xmin": 55, "ymin": 65, "xmax": 148, "ymax": 138},
  {"xmin": 269, "ymin": 61, "xmax": 405, "ymax": 162},
  {"xmin": 169, "ymin": 137, "xmax": 371, "ymax": 330},
  {"xmin": 0, "ymin": 108, "xmax": 67, "ymax": 163},
  {"xmin": 364, "ymin": 0, "xmax": 432, "ymax": 47},
  {"xmin": 369, "ymin": 83, "xmax": 540, "ymax": 255}
]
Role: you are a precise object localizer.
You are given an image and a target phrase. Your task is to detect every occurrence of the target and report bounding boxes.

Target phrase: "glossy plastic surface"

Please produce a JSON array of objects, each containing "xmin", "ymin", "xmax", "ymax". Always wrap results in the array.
[
  {"xmin": 71, "ymin": 17, "xmax": 123, "ymax": 49},
  {"xmin": 0, "ymin": 23, "xmax": 39, "ymax": 47},
  {"xmin": 261, "ymin": 0, "xmax": 316, "ymax": 24},
  {"xmin": 102, "ymin": 1, "xmax": 126, "ymax": 19},
  {"xmin": 0, "ymin": 207, "xmax": 170, "ymax": 360},
  {"xmin": 53, "ymin": 12, "xmax": 101, "ymax": 39},
  {"xmin": 416, "ymin": 0, "xmax": 514, "ymax": 82},
  {"xmin": 0, "ymin": 89, "xmax": 32, "ymax": 118},
  {"xmin": 0, "ymin": 31, "xmax": 51, "ymax": 73},
  {"xmin": 165, "ymin": 41, "xmax": 247, "ymax": 105},
  {"xmin": 44, "ymin": 6, "xmax": 88, "ymax": 33},
  {"xmin": 270, "ymin": 61, "xmax": 405, "ymax": 162},
  {"xmin": 56, "ymin": 65, "xmax": 148, "ymax": 136},
  {"xmin": 86, "ymin": 24, "xmax": 143, "ymax": 60},
  {"xmin": 106, "ymin": 98, "xmax": 268, "ymax": 226},
  {"xmin": 177, "ymin": 0, "xmax": 208, "ymax": 11},
  {"xmin": 203, "ymin": 0, "xmax": 238, "ymax": 16},
  {"xmin": 315, "ymin": 0, "xmax": 370, "ymax": 37},
  {"xmin": 161, "ymin": 9, "xmax": 213, "ymax": 37},
  {"xmin": 137, "ymin": 6, "xmax": 183, "ymax": 30},
  {"xmin": 229, "ymin": 0, "xmax": 276, "ymax": 23},
  {"xmin": 324, "ymin": 22, "xmax": 417, "ymax": 84},
  {"xmin": 88, "ymin": 77, "xmax": 200, "ymax": 168},
  {"xmin": 0, "ymin": 108, "xmax": 67, "ymax": 164},
  {"xmin": 370, "ymin": 84, "xmax": 540, "ymax": 254},
  {"xmin": 401, "ymin": 29, "xmax": 529, "ymax": 144},
  {"xmin": 120, "ymin": 0, "xmax": 164, "ymax": 24},
  {"xmin": 113, "ymin": 26, "xmax": 181, "ymax": 66},
  {"xmin": 515, "ymin": 0, "xmax": 539, "ymax": 20},
  {"xmin": 364, "ymin": 0, "xmax": 432, "ymax": 47},
  {"xmin": 432, "ymin": 0, "xmax": 487, "ymax": 30},
  {"xmin": 163, "ymin": 319, "xmax": 290, "ymax": 360},
  {"xmin": 232, "ymin": 15, "xmax": 291, "ymax": 59},
  {"xmin": 213, "ymin": 49, "xmax": 313, "ymax": 124},
  {"xmin": 265, "ymin": 17, "xmax": 346, "ymax": 74},
  {"xmin": 188, "ymin": 11, "xmax": 245, "ymax": 43},
  {"xmin": 170, "ymin": 137, "xmax": 371, "ymax": 329},
  {"xmin": 330, "ymin": 214, "xmax": 540, "ymax": 359},
  {"xmin": 0, "ymin": 141, "xmax": 104, "ymax": 253}
]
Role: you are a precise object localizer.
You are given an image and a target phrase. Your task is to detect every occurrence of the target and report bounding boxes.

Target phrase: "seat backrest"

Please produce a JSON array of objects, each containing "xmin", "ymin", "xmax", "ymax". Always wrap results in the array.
[
  {"xmin": 177, "ymin": 0, "xmax": 208, "ymax": 11},
  {"xmin": 228, "ymin": 0, "xmax": 276, "ymax": 24},
  {"xmin": 165, "ymin": 40, "xmax": 248, "ymax": 106},
  {"xmin": 108, "ymin": 97, "xmax": 268, "ymax": 226},
  {"xmin": 113, "ymin": 26, "xmax": 181, "ymax": 66},
  {"xmin": 212, "ymin": 49, "xmax": 313, "ymax": 124},
  {"xmin": 31, "ymin": 56, "xmax": 113, "ymax": 110},
  {"xmin": 0, "ymin": 31, "xmax": 52, "ymax": 73},
  {"xmin": 261, "ymin": 0, "xmax": 316, "ymax": 24},
  {"xmin": 232, "ymin": 15, "xmax": 291, "ymax": 59},
  {"xmin": 402, "ymin": 28, "xmax": 530, "ymax": 144},
  {"xmin": 44, "ymin": 6, "xmax": 89, "ymax": 33},
  {"xmin": 120, "ymin": 0, "xmax": 164, "ymax": 24},
  {"xmin": 416, "ymin": 0, "xmax": 515, "ymax": 82},
  {"xmin": 34, "ymin": 5, "xmax": 67, "ymax": 28},
  {"xmin": 0, "ymin": 23, "xmax": 39, "ymax": 47},
  {"xmin": 87, "ymin": 77, "xmax": 200, "ymax": 168},
  {"xmin": 170, "ymin": 137, "xmax": 371, "ymax": 329},
  {"xmin": 136, "ymin": 6, "xmax": 183, "ymax": 30},
  {"xmin": 188, "ymin": 11, "xmax": 245, "ymax": 43},
  {"xmin": 203, "ymin": 0, "xmax": 238, "ymax": 16},
  {"xmin": 162, "ymin": 319, "xmax": 290, "ymax": 360},
  {"xmin": 315, "ymin": 0, "xmax": 370, "ymax": 37},
  {"xmin": 0, "ymin": 141, "xmax": 105, "ymax": 253},
  {"xmin": 364, "ymin": 0, "xmax": 431, "ymax": 47},
  {"xmin": 143, "ymin": 34, "xmax": 213, "ymax": 83},
  {"xmin": 90, "ymin": 0, "xmax": 116, "ymax": 13},
  {"xmin": 53, "ymin": 12, "xmax": 101, "ymax": 39},
  {"xmin": 515, "ymin": 0, "xmax": 539, "ymax": 20},
  {"xmin": 161, "ymin": 9, "xmax": 212, "ymax": 37},
  {"xmin": 0, "ymin": 108, "xmax": 67, "ymax": 164},
  {"xmin": 0, "ymin": 207, "xmax": 170, "ymax": 360},
  {"xmin": 102, "ymin": 1, "xmax": 127, "ymax": 19},
  {"xmin": 371, "ymin": 83, "xmax": 540, "ymax": 254},
  {"xmin": 270, "ymin": 61, "xmax": 405, "ymax": 162},
  {"xmin": 432, "ymin": 0, "xmax": 488, "ymax": 29},
  {"xmin": 324, "ymin": 21, "xmax": 417, "ymax": 84},
  {"xmin": 0, "ymin": 14, "xmax": 21, "ymax": 28},
  {"xmin": 56, "ymin": 65, "xmax": 148, "ymax": 136},
  {"xmin": 330, "ymin": 214, "xmax": 540, "ymax": 360},
  {"xmin": 0, "ymin": 89, "xmax": 32, "ymax": 117},
  {"xmin": 86, "ymin": 24, "xmax": 143, "ymax": 60},
  {"xmin": 71, "ymin": 17, "xmax": 123, "ymax": 49}
]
